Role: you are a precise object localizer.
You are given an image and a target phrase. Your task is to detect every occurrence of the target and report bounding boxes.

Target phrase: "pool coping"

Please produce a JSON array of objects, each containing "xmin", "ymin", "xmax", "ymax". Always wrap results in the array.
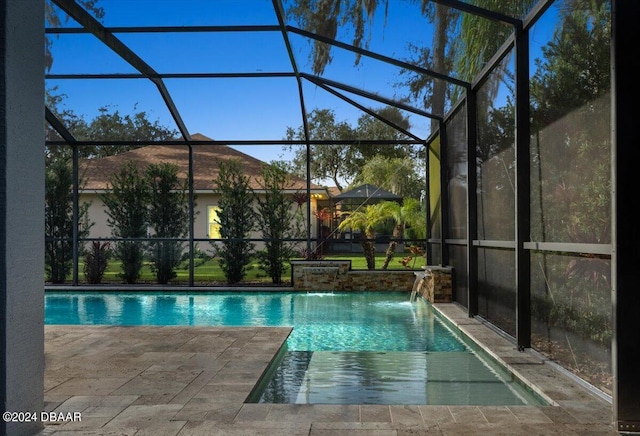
[
  {"xmin": 38, "ymin": 301, "xmax": 617, "ymax": 435},
  {"xmin": 432, "ymin": 303, "xmax": 612, "ymax": 407},
  {"xmin": 45, "ymin": 285, "xmax": 296, "ymax": 292}
]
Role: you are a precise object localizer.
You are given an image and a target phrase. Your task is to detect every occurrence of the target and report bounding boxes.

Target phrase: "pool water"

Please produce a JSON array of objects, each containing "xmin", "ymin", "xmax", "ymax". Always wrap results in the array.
[{"xmin": 45, "ymin": 291, "xmax": 545, "ymax": 405}]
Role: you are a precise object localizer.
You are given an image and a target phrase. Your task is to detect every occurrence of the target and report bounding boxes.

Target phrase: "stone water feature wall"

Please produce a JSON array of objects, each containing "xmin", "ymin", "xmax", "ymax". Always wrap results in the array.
[{"xmin": 290, "ymin": 260, "xmax": 417, "ymax": 292}]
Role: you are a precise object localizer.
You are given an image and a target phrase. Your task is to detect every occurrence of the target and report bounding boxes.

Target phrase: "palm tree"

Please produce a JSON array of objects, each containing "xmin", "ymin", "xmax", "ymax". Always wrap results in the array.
[
  {"xmin": 337, "ymin": 205, "xmax": 386, "ymax": 270},
  {"xmin": 375, "ymin": 199, "xmax": 426, "ymax": 269}
]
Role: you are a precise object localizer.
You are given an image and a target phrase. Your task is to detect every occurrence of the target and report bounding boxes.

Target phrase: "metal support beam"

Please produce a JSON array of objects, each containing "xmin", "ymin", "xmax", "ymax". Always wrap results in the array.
[
  {"xmin": 46, "ymin": 24, "xmax": 281, "ymax": 34},
  {"xmin": 439, "ymin": 120, "xmax": 449, "ymax": 266},
  {"xmin": 46, "ymin": 138, "xmax": 426, "ymax": 147},
  {"xmin": 425, "ymin": 141, "xmax": 432, "ymax": 264},
  {"xmin": 45, "ymin": 107, "xmax": 80, "ymax": 285},
  {"xmin": 310, "ymin": 81, "xmax": 425, "ymax": 142},
  {"xmin": 51, "ymin": 0, "xmax": 191, "ymax": 141},
  {"xmin": 302, "ymin": 74, "xmax": 442, "ymax": 121},
  {"xmin": 612, "ymin": 0, "xmax": 640, "ymax": 432},
  {"xmin": 514, "ymin": 24, "xmax": 530, "ymax": 350},
  {"xmin": 188, "ymin": 145, "xmax": 195, "ymax": 286},
  {"xmin": 272, "ymin": 0, "xmax": 313, "ymax": 253},
  {"xmin": 429, "ymin": 0, "xmax": 522, "ymax": 26},
  {"xmin": 288, "ymin": 26, "xmax": 469, "ymax": 89},
  {"xmin": 46, "ymin": 72, "xmax": 298, "ymax": 80},
  {"xmin": 465, "ymin": 91, "xmax": 478, "ymax": 317}
]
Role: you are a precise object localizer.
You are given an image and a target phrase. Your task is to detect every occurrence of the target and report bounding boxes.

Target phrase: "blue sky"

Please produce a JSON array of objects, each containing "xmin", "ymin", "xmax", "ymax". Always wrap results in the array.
[{"xmin": 46, "ymin": 0, "xmax": 559, "ymax": 163}]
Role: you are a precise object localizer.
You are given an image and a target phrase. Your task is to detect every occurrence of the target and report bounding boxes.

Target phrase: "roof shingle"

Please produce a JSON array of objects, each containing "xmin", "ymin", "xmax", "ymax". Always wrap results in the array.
[{"xmin": 80, "ymin": 133, "xmax": 322, "ymax": 192}]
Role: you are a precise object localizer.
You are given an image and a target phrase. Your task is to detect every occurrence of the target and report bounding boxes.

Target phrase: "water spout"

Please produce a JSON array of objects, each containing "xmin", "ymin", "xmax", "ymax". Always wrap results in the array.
[{"xmin": 410, "ymin": 271, "xmax": 426, "ymax": 302}]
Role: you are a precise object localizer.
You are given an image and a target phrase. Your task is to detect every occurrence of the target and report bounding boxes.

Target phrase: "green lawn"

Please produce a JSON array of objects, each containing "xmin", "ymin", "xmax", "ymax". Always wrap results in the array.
[
  {"xmin": 97, "ymin": 257, "xmax": 272, "ymax": 284},
  {"xmin": 323, "ymin": 253, "xmax": 417, "ymax": 270},
  {"xmin": 58, "ymin": 251, "xmax": 419, "ymax": 285}
]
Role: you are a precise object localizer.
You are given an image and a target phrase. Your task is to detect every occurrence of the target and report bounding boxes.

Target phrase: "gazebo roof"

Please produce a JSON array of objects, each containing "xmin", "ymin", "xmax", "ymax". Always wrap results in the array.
[{"xmin": 332, "ymin": 184, "xmax": 402, "ymax": 204}]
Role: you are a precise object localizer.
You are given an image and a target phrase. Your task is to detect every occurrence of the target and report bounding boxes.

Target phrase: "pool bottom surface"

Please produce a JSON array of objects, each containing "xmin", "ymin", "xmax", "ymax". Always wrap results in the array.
[{"xmin": 250, "ymin": 350, "xmax": 543, "ymax": 405}]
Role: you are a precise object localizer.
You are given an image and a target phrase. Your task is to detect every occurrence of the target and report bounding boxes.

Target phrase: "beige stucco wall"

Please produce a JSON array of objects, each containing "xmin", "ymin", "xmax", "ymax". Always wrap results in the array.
[{"xmin": 80, "ymin": 191, "xmax": 318, "ymax": 252}]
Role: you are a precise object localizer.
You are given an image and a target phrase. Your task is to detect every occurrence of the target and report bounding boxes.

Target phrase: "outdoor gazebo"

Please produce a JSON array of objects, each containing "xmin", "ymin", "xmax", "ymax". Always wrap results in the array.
[
  {"xmin": 321, "ymin": 184, "xmax": 403, "ymax": 253},
  {"xmin": 331, "ymin": 184, "xmax": 402, "ymax": 206}
]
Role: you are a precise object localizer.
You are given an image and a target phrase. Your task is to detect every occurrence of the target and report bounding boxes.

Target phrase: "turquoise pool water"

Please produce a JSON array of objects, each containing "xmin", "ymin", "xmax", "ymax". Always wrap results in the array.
[{"xmin": 45, "ymin": 291, "xmax": 545, "ymax": 405}]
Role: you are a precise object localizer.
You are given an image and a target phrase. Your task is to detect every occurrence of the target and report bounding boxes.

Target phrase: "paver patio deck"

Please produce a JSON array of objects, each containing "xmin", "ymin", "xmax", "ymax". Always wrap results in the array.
[{"xmin": 37, "ymin": 303, "xmax": 617, "ymax": 435}]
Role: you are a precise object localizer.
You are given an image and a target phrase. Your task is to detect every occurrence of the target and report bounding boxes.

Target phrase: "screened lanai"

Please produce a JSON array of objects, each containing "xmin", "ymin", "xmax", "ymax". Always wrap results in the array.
[{"xmin": 2, "ymin": 0, "xmax": 639, "ymax": 434}]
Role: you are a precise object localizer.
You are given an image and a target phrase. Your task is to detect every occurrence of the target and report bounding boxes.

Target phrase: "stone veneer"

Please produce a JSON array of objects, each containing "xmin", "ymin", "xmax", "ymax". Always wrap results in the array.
[
  {"xmin": 413, "ymin": 266, "xmax": 453, "ymax": 303},
  {"xmin": 290, "ymin": 260, "xmax": 417, "ymax": 292}
]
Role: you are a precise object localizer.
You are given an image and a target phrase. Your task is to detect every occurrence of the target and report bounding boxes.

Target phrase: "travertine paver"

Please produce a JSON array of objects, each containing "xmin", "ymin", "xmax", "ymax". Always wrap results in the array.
[
  {"xmin": 478, "ymin": 406, "xmax": 519, "ymax": 424},
  {"xmin": 37, "ymin": 303, "xmax": 618, "ymax": 436},
  {"xmin": 360, "ymin": 405, "xmax": 393, "ymax": 423},
  {"xmin": 447, "ymin": 406, "xmax": 489, "ymax": 424},
  {"xmin": 389, "ymin": 405, "xmax": 424, "ymax": 425},
  {"xmin": 418, "ymin": 405, "xmax": 454, "ymax": 424}
]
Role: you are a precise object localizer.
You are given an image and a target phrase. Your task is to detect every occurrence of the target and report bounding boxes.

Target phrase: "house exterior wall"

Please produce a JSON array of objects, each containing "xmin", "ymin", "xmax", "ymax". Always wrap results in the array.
[
  {"xmin": 83, "ymin": 193, "xmax": 109, "ymax": 239},
  {"xmin": 80, "ymin": 192, "xmax": 318, "ymax": 252}
]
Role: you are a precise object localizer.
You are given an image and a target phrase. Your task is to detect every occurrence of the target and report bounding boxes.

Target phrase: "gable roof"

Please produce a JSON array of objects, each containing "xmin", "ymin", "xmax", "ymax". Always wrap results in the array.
[
  {"xmin": 326, "ymin": 186, "xmax": 342, "ymax": 198},
  {"xmin": 80, "ymin": 133, "xmax": 324, "ymax": 192}
]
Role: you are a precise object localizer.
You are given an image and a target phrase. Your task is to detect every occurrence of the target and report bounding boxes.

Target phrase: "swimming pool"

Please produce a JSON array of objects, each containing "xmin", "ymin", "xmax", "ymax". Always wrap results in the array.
[{"xmin": 45, "ymin": 291, "xmax": 545, "ymax": 405}]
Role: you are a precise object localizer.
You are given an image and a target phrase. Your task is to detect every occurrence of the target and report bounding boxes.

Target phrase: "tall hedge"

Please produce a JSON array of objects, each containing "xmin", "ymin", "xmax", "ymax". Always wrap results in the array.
[
  {"xmin": 102, "ymin": 162, "xmax": 149, "ymax": 284},
  {"xmin": 254, "ymin": 162, "xmax": 297, "ymax": 284},
  {"xmin": 214, "ymin": 159, "xmax": 255, "ymax": 284},
  {"xmin": 45, "ymin": 158, "xmax": 91, "ymax": 283},
  {"xmin": 146, "ymin": 163, "xmax": 190, "ymax": 284}
]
